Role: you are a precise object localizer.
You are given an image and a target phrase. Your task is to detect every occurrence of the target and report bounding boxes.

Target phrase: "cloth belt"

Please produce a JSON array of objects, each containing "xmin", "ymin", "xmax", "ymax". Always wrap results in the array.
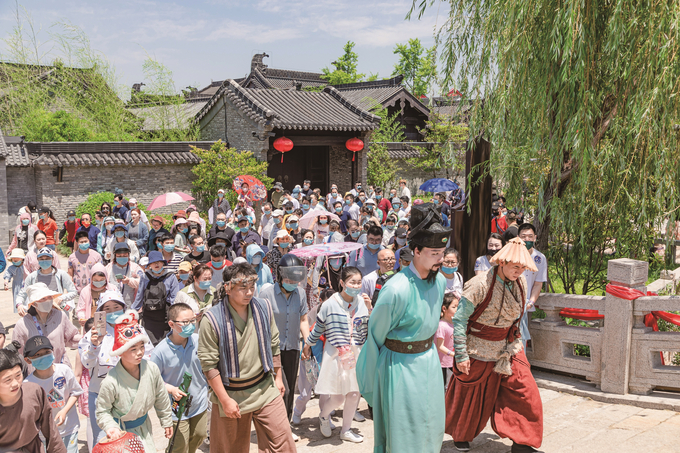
[
  {"xmin": 224, "ymin": 370, "xmax": 267, "ymax": 391},
  {"xmin": 384, "ymin": 336, "xmax": 434, "ymax": 354},
  {"xmin": 114, "ymin": 414, "xmax": 147, "ymax": 430},
  {"xmin": 468, "ymin": 321, "xmax": 513, "ymax": 342}
]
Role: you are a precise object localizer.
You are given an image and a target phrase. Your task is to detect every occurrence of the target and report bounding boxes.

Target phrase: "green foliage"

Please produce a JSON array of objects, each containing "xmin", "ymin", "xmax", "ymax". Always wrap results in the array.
[
  {"xmin": 321, "ymin": 41, "xmax": 365, "ymax": 85},
  {"xmin": 392, "ymin": 38, "xmax": 437, "ymax": 97},
  {"xmin": 21, "ymin": 109, "xmax": 92, "ymax": 142},
  {"xmin": 367, "ymin": 106, "xmax": 404, "ymax": 189},
  {"xmin": 411, "ymin": 113, "xmax": 468, "ymax": 179},
  {"xmin": 190, "ymin": 141, "xmax": 273, "ymax": 210},
  {"xmin": 411, "ymin": 0, "xmax": 680, "ymax": 293}
]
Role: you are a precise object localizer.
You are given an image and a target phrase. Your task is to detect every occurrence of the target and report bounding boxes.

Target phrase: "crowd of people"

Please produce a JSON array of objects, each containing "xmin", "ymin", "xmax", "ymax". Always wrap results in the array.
[{"xmin": 0, "ymin": 179, "xmax": 547, "ymax": 453}]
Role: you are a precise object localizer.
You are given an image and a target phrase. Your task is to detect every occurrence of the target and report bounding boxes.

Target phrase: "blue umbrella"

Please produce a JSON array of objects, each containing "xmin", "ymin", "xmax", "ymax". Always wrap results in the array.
[{"xmin": 419, "ymin": 178, "xmax": 459, "ymax": 193}]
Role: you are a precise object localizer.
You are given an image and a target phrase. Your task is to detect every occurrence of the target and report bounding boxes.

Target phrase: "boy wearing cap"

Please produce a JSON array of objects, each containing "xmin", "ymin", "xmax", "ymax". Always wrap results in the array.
[
  {"xmin": 4, "ymin": 248, "xmax": 27, "ymax": 312},
  {"xmin": 0, "ymin": 349, "xmax": 67, "ymax": 453},
  {"xmin": 24, "ymin": 336, "xmax": 83, "ymax": 453},
  {"xmin": 151, "ymin": 303, "xmax": 209, "ymax": 453},
  {"xmin": 68, "ymin": 231, "xmax": 103, "ymax": 293},
  {"xmin": 148, "ymin": 215, "xmax": 170, "ymax": 252},
  {"xmin": 96, "ymin": 310, "xmax": 173, "ymax": 452},
  {"xmin": 232, "ymin": 216, "xmax": 261, "ymax": 257},
  {"xmin": 106, "ymin": 242, "xmax": 144, "ymax": 308}
]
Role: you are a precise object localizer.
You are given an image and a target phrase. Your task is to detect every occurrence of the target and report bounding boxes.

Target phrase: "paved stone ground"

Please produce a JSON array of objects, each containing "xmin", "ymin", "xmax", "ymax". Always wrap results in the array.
[{"xmin": 2, "ymin": 253, "xmax": 680, "ymax": 452}]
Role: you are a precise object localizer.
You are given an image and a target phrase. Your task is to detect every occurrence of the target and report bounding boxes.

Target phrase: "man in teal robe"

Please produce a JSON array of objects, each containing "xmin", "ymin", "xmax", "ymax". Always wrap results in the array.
[{"xmin": 357, "ymin": 204, "xmax": 451, "ymax": 453}]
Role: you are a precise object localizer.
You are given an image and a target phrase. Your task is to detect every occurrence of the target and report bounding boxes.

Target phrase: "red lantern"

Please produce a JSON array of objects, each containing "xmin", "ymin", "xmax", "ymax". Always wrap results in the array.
[
  {"xmin": 345, "ymin": 138, "xmax": 364, "ymax": 161},
  {"xmin": 273, "ymin": 137, "xmax": 294, "ymax": 163}
]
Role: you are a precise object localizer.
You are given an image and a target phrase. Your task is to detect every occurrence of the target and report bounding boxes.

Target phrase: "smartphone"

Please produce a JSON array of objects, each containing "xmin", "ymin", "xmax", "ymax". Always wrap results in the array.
[
  {"xmin": 94, "ymin": 312, "xmax": 106, "ymax": 337},
  {"xmin": 115, "ymin": 274, "xmax": 125, "ymax": 280}
]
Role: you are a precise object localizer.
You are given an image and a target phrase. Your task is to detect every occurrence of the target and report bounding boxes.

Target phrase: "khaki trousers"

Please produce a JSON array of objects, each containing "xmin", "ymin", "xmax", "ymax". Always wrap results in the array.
[{"xmin": 171, "ymin": 409, "xmax": 208, "ymax": 453}]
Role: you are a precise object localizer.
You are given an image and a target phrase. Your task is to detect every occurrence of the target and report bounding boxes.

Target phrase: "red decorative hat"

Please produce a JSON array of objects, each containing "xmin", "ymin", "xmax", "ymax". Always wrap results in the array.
[{"xmin": 110, "ymin": 310, "xmax": 149, "ymax": 356}]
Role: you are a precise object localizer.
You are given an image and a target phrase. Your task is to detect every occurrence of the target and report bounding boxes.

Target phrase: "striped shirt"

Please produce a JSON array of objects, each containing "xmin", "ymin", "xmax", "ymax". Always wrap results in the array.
[{"xmin": 307, "ymin": 293, "xmax": 369, "ymax": 348}]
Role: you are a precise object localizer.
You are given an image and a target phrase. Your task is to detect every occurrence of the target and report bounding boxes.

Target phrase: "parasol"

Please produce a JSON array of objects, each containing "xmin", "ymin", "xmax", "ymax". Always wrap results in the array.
[
  {"xmin": 298, "ymin": 208, "xmax": 340, "ymax": 230},
  {"xmin": 419, "ymin": 178, "xmax": 459, "ymax": 193},
  {"xmin": 147, "ymin": 192, "xmax": 194, "ymax": 210},
  {"xmin": 289, "ymin": 241, "xmax": 363, "ymax": 260},
  {"xmin": 233, "ymin": 175, "xmax": 268, "ymax": 201}
]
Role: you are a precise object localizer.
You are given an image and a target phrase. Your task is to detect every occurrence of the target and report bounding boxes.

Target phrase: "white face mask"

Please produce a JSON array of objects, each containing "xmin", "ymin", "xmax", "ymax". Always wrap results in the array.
[
  {"xmin": 251, "ymin": 256, "xmax": 262, "ymax": 265},
  {"xmin": 36, "ymin": 300, "xmax": 54, "ymax": 312}
]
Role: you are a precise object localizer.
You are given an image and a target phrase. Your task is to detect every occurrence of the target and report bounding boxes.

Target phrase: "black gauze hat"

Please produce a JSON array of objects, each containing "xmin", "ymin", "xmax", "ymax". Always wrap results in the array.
[{"xmin": 407, "ymin": 203, "xmax": 451, "ymax": 249}]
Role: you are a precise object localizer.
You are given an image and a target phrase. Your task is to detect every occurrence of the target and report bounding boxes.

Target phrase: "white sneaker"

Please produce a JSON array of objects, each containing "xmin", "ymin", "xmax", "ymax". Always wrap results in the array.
[
  {"xmin": 291, "ymin": 432, "xmax": 299, "ymax": 442},
  {"xmin": 354, "ymin": 411, "xmax": 365, "ymax": 422},
  {"xmin": 291, "ymin": 411, "xmax": 302, "ymax": 425},
  {"xmin": 340, "ymin": 430, "xmax": 364, "ymax": 443},
  {"xmin": 329, "ymin": 418, "xmax": 336, "ymax": 430},
  {"xmin": 319, "ymin": 416, "xmax": 332, "ymax": 437}
]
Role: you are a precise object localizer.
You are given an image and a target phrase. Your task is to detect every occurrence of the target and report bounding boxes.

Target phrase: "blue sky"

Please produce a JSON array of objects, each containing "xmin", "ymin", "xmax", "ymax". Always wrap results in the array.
[{"xmin": 0, "ymin": 0, "xmax": 443, "ymax": 96}]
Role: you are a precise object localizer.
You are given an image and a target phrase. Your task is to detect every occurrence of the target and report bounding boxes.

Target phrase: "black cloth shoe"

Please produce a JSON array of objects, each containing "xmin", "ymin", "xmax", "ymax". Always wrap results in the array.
[
  {"xmin": 454, "ymin": 441, "xmax": 471, "ymax": 451},
  {"xmin": 511, "ymin": 442, "xmax": 543, "ymax": 453}
]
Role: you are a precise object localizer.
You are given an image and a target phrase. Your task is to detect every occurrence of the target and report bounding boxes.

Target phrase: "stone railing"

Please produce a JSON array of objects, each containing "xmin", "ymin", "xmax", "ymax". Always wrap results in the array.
[{"xmin": 527, "ymin": 258, "xmax": 680, "ymax": 395}]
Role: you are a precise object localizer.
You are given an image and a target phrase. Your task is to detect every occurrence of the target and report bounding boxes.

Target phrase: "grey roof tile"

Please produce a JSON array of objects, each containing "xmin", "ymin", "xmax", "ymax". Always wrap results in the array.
[{"xmin": 336, "ymin": 86, "xmax": 431, "ymax": 117}]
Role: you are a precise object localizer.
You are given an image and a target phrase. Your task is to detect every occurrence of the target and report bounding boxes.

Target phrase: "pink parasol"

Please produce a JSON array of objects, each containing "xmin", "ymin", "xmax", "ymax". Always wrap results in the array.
[
  {"xmin": 148, "ymin": 192, "xmax": 195, "ymax": 210},
  {"xmin": 233, "ymin": 175, "xmax": 268, "ymax": 201},
  {"xmin": 298, "ymin": 208, "xmax": 340, "ymax": 230},
  {"xmin": 289, "ymin": 241, "xmax": 363, "ymax": 260}
]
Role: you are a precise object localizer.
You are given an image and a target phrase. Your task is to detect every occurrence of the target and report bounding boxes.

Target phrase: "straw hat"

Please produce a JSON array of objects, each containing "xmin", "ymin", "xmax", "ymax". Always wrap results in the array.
[
  {"xmin": 26, "ymin": 282, "xmax": 61, "ymax": 306},
  {"xmin": 489, "ymin": 237, "xmax": 538, "ymax": 272}
]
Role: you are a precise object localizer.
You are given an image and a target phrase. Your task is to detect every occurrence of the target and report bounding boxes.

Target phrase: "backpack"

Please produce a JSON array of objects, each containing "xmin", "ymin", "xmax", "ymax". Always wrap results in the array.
[
  {"xmin": 371, "ymin": 270, "xmax": 397, "ymax": 307},
  {"xmin": 143, "ymin": 274, "xmax": 168, "ymax": 311}
]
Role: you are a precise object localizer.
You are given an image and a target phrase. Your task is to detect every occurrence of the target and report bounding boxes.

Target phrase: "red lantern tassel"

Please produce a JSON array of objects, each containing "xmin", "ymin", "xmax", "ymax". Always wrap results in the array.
[
  {"xmin": 281, "ymin": 154, "xmax": 284, "ymax": 163},
  {"xmin": 352, "ymin": 152, "xmax": 355, "ymax": 161}
]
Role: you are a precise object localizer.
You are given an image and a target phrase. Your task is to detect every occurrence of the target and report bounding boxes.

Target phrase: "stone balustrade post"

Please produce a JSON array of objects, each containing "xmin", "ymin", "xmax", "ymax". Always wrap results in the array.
[{"xmin": 600, "ymin": 258, "xmax": 648, "ymax": 394}]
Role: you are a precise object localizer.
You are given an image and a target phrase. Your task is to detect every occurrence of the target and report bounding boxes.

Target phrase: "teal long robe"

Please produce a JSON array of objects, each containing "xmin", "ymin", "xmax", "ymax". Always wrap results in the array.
[{"xmin": 356, "ymin": 264, "xmax": 446, "ymax": 453}]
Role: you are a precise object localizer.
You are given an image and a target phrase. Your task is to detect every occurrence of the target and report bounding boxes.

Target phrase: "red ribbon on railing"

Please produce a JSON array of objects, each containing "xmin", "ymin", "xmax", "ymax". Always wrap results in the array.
[{"xmin": 559, "ymin": 307, "xmax": 604, "ymax": 320}]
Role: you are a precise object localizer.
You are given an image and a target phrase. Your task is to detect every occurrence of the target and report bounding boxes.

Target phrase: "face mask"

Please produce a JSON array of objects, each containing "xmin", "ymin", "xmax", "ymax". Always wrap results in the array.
[
  {"xmin": 319, "ymin": 219, "xmax": 327, "ymax": 225},
  {"xmin": 178, "ymin": 273, "xmax": 190, "ymax": 281},
  {"xmin": 524, "ymin": 241, "xmax": 535, "ymax": 250},
  {"xmin": 359, "ymin": 197, "xmax": 365, "ymax": 201},
  {"xmin": 264, "ymin": 210, "xmax": 271, "ymax": 215},
  {"xmin": 442, "ymin": 266, "xmax": 458, "ymax": 274},
  {"xmin": 357, "ymin": 186, "xmax": 362, "ymax": 191},
  {"xmin": 216, "ymin": 242, "xmax": 227, "ymax": 248},
  {"xmin": 304, "ymin": 238, "xmax": 314, "ymax": 245},
  {"xmin": 345, "ymin": 200, "xmax": 352, "ymax": 205},
  {"xmin": 240, "ymin": 226, "xmax": 250, "ymax": 233},
  {"xmin": 393, "ymin": 204, "xmax": 401, "ymax": 210},
  {"xmin": 302, "ymin": 204, "xmax": 309, "ymax": 210},
  {"xmin": 396, "ymin": 238, "xmax": 406, "ymax": 246},
  {"xmin": 433, "ymin": 200, "xmax": 440, "ymax": 205},
  {"xmin": 335, "ymin": 207, "xmax": 342, "ymax": 213},
  {"xmin": 367, "ymin": 243, "xmax": 380, "ymax": 250},
  {"xmin": 11, "ymin": 260, "xmax": 22, "ymax": 267},
  {"xmin": 114, "ymin": 231, "xmax": 125, "ymax": 238},
  {"xmin": 28, "ymin": 297, "xmax": 51, "ymax": 314},
  {"xmin": 115, "ymin": 256, "xmax": 129, "ymax": 266},
  {"xmin": 274, "ymin": 218, "xmax": 281, "ymax": 224},
  {"xmin": 79, "ymin": 242, "xmax": 90, "ymax": 251},
  {"xmin": 21, "ymin": 219, "xmax": 30, "ymax": 226},
  {"xmin": 376, "ymin": 195, "xmax": 382, "ymax": 200},
  {"xmin": 214, "ymin": 220, "xmax": 226, "ymax": 229},
  {"xmin": 218, "ymin": 193, "xmax": 224, "ymax": 198},
  {"xmin": 30, "ymin": 353, "xmax": 54, "ymax": 371},
  {"xmin": 344, "ymin": 286, "xmax": 361, "ymax": 298},
  {"xmin": 351, "ymin": 231, "xmax": 360, "ymax": 239},
  {"xmin": 288, "ymin": 223, "xmax": 298, "ymax": 230},
  {"xmin": 286, "ymin": 209, "xmax": 294, "ymax": 214},
  {"xmin": 332, "ymin": 192, "xmax": 337, "ymax": 196},
  {"xmin": 150, "ymin": 267, "xmax": 164, "ymax": 275},
  {"xmin": 129, "ymin": 204, "xmax": 137, "ymax": 209},
  {"xmin": 282, "ymin": 282, "xmax": 298, "ymax": 292},
  {"xmin": 179, "ymin": 323, "xmax": 196, "ymax": 338},
  {"xmin": 82, "ymin": 220, "xmax": 91, "ymax": 228},
  {"xmin": 68, "ymin": 216, "xmax": 76, "ymax": 221},
  {"xmin": 251, "ymin": 255, "xmax": 262, "ymax": 265},
  {"xmin": 487, "ymin": 248, "xmax": 501, "ymax": 256},
  {"xmin": 38, "ymin": 260, "xmax": 52, "ymax": 270},
  {"xmin": 303, "ymin": 185, "xmax": 309, "ymax": 190},
  {"xmin": 40, "ymin": 215, "xmax": 47, "ymax": 221},
  {"xmin": 180, "ymin": 228, "xmax": 188, "ymax": 234},
  {"xmin": 163, "ymin": 244, "xmax": 175, "ymax": 253},
  {"xmin": 92, "ymin": 279, "xmax": 106, "ymax": 288},
  {"xmin": 211, "ymin": 260, "xmax": 224, "ymax": 269},
  {"xmin": 105, "ymin": 224, "xmax": 114, "ymax": 231},
  {"xmin": 198, "ymin": 280, "xmax": 212, "ymax": 290},
  {"xmin": 196, "ymin": 245, "xmax": 205, "ymax": 252},
  {"xmin": 279, "ymin": 242, "xmax": 290, "ymax": 249},
  {"xmin": 106, "ymin": 309, "xmax": 124, "ymax": 324},
  {"xmin": 330, "ymin": 259, "xmax": 342, "ymax": 270},
  {"xmin": 385, "ymin": 225, "xmax": 395, "ymax": 230}
]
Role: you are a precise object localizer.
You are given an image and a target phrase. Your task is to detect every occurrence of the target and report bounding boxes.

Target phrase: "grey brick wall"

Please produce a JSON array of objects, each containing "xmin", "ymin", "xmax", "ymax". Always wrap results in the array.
[
  {"xmin": 0, "ymin": 160, "xmax": 9, "ymax": 250},
  {"xmin": 32, "ymin": 164, "xmax": 196, "ymax": 224},
  {"xmin": 328, "ymin": 145, "xmax": 353, "ymax": 194},
  {"xmin": 7, "ymin": 166, "xmax": 37, "ymax": 216}
]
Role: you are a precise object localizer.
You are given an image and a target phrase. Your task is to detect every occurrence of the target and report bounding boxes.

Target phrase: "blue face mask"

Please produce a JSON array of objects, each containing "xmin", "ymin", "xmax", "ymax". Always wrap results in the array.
[
  {"xmin": 38, "ymin": 260, "xmax": 52, "ymax": 270},
  {"xmin": 344, "ymin": 286, "xmax": 361, "ymax": 298},
  {"xmin": 150, "ymin": 266, "xmax": 164, "ymax": 275},
  {"xmin": 279, "ymin": 242, "xmax": 290, "ymax": 249},
  {"xmin": 211, "ymin": 260, "xmax": 224, "ymax": 269},
  {"xmin": 68, "ymin": 216, "xmax": 76, "ymax": 221},
  {"xmin": 216, "ymin": 221, "xmax": 226, "ymax": 228},
  {"xmin": 30, "ymin": 353, "xmax": 54, "ymax": 371},
  {"xmin": 345, "ymin": 200, "xmax": 352, "ymax": 205},
  {"xmin": 286, "ymin": 209, "xmax": 294, "ymax": 214},
  {"xmin": 319, "ymin": 219, "xmax": 327, "ymax": 224},
  {"xmin": 385, "ymin": 225, "xmax": 395, "ymax": 230},
  {"xmin": 163, "ymin": 244, "xmax": 175, "ymax": 253},
  {"xmin": 114, "ymin": 231, "xmax": 125, "ymax": 238},
  {"xmin": 196, "ymin": 245, "xmax": 205, "ymax": 252},
  {"xmin": 282, "ymin": 282, "xmax": 298, "ymax": 292},
  {"xmin": 335, "ymin": 207, "xmax": 343, "ymax": 213},
  {"xmin": 302, "ymin": 204, "xmax": 309, "ymax": 210},
  {"xmin": 351, "ymin": 231, "xmax": 360, "ymax": 239},
  {"xmin": 179, "ymin": 323, "xmax": 195, "ymax": 338},
  {"xmin": 304, "ymin": 238, "xmax": 313, "ymax": 245},
  {"xmin": 11, "ymin": 260, "xmax": 22, "ymax": 267},
  {"xmin": 274, "ymin": 218, "xmax": 281, "ymax": 224},
  {"xmin": 115, "ymin": 256, "xmax": 129, "ymax": 266},
  {"xmin": 78, "ymin": 242, "xmax": 90, "ymax": 251},
  {"xmin": 393, "ymin": 204, "xmax": 401, "ymax": 210},
  {"xmin": 376, "ymin": 195, "xmax": 382, "ymax": 200},
  {"xmin": 441, "ymin": 266, "xmax": 458, "ymax": 274},
  {"xmin": 240, "ymin": 226, "xmax": 250, "ymax": 233},
  {"xmin": 367, "ymin": 243, "xmax": 380, "ymax": 250},
  {"xmin": 92, "ymin": 279, "xmax": 106, "ymax": 288},
  {"xmin": 21, "ymin": 219, "xmax": 30, "ymax": 226},
  {"xmin": 319, "ymin": 201, "xmax": 325, "ymax": 206},
  {"xmin": 180, "ymin": 228, "xmax": 188, "ymax": 234},
  {"xmin": 288, "ymin": 222, "xmax": 298, "ymax": 230},
  {"xmin": 179, "ymin": 273, "xmax": 190, "ymax": 281},
  {"xmin": 106, "ymin": 309, "xmax": 124, "ymax": 324},
  {"xmin": 198, "ymin": 280, "xmax": 211, "ymax": 290},
  {"xmin": 433, "ymin": 199, "xmax": 440, "ymax": 205}
]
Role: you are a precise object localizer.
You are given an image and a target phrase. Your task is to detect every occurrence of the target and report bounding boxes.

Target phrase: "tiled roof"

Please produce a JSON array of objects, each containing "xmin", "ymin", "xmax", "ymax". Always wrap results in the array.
[
  {"xmin": 241, "ymin": 67, "xmax": 326, "ymax": 90},
  {"xmin": 376, "ymin": 142, "xmax": 437, "ymax": 159},
  {"xmin": 196, "ymin": 80, "xmax": 381, "ymax": 132},
  {"xmin": 331, "ymin": 75, "xmax": 404, "ymax": 91},
  {"xmin": 336, "ymin": 85, "xmax": 430, "ymax": 117},
  {"xmin": 128, "ymin": 99, "xmax": 209, "ymax": 131},
  {"xmin": 3, "ymin": 136, "xmax": 31, "ymax": 166},
  {"xmin": 33, "ymin": 151, "xmax": 201, "ymax": 167}
]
